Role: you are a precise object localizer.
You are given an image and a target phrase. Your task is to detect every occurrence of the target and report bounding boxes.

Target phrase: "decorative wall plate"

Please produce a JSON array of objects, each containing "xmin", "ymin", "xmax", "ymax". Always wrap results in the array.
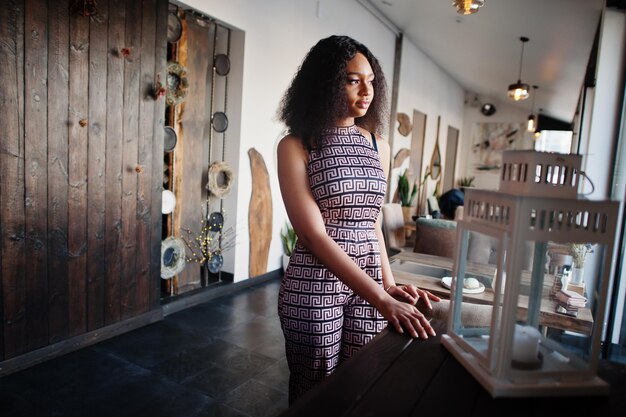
[
  {"xmin": 164, "ymin": 126, "xmax": 177, "ymax": 151},
  {"xmin": 208, "ymin": 254, "xmax": 223, "ymax": 273},
  {"xmin": 212, "ymin": 111, "xmax": 228, "ymax": 133},
  {"xmin": 208, "ymin": 212, "xmax": 224, "ymax": 232},
  {"xmin": 214, "ymin": 54, "xmax": 230, "ymax": 76},
  {"xmin": 162, "ymin": 190, "xmax": 176, "ymax": 214},
  {"xmin": 167, "ymin": 12, "xmax": 182, "ymax": 43},
  {"xmin": 161, "ymin": 237, "xmax": 187, "ymax": 279}
]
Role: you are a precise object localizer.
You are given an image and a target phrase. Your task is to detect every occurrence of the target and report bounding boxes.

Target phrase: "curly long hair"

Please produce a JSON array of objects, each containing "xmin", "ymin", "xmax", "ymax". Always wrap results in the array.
[{"xmin": 278, "ymin": 35, "xmax": 389, "ymax": 150}]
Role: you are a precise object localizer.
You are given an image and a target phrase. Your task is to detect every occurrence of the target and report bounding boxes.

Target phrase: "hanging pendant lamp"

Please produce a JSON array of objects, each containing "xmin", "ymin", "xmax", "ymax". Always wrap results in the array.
[
  {"xmin": 533, "ymin": 108, "xmax": 543, "ymax": 139},
  {"xmin": 508, "ymin": 37, "xmax": 530, "ymax": 101},
  {"xmin": 452, "ymin": 0, "xmax": 485, "ymax": 15},
  {"xmin": 527, "ymin": 85, "xmax": 538, "ymax": 132}
]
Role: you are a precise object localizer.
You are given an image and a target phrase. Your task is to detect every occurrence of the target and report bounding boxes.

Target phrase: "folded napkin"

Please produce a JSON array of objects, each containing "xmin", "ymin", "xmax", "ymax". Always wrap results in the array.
[{"xmin": 556, "ymin": 289, "xmax": 587, "ymax": 308}]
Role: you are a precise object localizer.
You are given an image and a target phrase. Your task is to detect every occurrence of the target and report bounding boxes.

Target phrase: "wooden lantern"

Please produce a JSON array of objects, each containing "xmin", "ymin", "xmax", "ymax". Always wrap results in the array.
[{"xmin": 442, "ymin": 150, "xmax": 618, "ymax": 397}]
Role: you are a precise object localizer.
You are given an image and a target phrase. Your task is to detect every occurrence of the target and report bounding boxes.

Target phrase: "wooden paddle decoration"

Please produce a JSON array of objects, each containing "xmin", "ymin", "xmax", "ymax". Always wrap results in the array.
[
  {"xmin": 393, "ymin": 148, "xmax": 411, "ymax": 168},
  {"xmin": 396, "ymin": 112, "xmax": 412, "ymax": 136},
  {"xmin": 248, "ymin": 148, "xmax": 273, "ymax": 277}
]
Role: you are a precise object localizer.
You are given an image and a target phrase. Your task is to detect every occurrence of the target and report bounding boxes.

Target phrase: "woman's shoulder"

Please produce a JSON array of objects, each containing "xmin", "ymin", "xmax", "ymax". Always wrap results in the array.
[
  {"xmin": 278, "ymin": 134, "xmax": 304, "ymax": 149},
  {"xmin": 278, "ymin": 134, "xmax": 308, "ymax": 159}
]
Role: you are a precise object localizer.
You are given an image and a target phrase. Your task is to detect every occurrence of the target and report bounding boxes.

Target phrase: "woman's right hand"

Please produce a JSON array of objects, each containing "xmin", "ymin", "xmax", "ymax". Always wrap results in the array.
[{"xmin": 377, "ymin": 297, "xmax": 436, "ymax": 339}]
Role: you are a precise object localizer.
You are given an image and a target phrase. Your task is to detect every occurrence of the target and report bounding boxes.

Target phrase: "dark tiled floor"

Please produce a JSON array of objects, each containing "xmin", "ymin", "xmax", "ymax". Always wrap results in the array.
[{"xmin": 0, "ymin": 278, "xmax": 289, "ymax": 417}]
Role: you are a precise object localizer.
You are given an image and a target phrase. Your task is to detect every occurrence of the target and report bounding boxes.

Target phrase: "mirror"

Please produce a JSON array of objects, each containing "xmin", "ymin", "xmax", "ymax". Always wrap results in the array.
[
  {"xmin": 430, "ymin": 116, "xmax": 442, "ymax": 180},
  {"xmin": 442, "ymin": 125, "xmax": 459, "ymax": 191},
  {"xmin": 410, "ymin": 110, "xmax": 426, "ymax": 184}
]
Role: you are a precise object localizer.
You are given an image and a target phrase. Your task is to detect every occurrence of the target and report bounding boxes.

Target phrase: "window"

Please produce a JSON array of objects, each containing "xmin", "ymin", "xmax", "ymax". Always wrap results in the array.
[{"xmin": 534, "ymin": 130, "xmax": 573, "ymax": 154}]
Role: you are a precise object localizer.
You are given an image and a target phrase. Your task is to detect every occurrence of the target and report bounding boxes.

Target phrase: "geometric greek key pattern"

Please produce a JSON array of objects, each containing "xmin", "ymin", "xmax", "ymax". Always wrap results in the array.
[{"xmin": 278, "ymin": 126, "xmax": 388, "ymax": 403}]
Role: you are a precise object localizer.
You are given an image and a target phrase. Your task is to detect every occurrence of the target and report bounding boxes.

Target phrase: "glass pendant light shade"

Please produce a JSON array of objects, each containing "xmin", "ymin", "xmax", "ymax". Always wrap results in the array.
[
  {"xmin": 527, "ymin": 114, "xmax": 536, "ymax": 132},
  {"xmin": 508, "ymin": 37, "xmax": 530, "ymax": 101},
  {"xmin": 508, "ymin": 81, "xmax": 530, "ymax": 101},
  {"xmin": 453, "ymin": 0, "xmax": 485, "ymax": 15},
  {"xmin": 527, "ymin": 85, "xmax": 538, "ymax": 132}
]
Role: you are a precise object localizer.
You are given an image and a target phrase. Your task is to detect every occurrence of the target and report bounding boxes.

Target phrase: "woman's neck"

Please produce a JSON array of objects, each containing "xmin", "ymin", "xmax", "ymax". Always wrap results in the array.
[{"xmin": 334, "ymin": 117, "xmax": 355, "ymax": 127}]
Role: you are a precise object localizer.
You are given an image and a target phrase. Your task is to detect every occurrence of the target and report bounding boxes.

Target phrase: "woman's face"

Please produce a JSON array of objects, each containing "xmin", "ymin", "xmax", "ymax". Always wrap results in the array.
[{"xmin": 343, "ymin": 52, "xmax": 374, "ymax": 120}]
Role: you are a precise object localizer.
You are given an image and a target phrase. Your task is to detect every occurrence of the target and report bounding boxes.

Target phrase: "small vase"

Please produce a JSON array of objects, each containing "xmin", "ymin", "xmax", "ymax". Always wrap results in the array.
[
  {"xmin": 561, "ymin": 273, "xmax": 570, "ymax": 291},
  {"xmin": 571, "ymin": 266, "xmax": 584, "ymax": 286},
  {"xmin": 401, "ymin": 206, "xmax": 415, "ymax": 224}
]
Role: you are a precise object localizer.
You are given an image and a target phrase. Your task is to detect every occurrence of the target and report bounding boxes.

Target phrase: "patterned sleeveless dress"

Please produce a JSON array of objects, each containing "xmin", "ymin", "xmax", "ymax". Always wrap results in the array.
[{"xmin": 278, "ymin": 125, "xmax": 388, "ymax": 402}]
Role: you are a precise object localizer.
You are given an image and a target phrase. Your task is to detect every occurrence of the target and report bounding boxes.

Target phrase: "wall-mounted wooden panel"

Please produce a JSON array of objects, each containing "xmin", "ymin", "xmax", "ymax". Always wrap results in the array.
[
  {"xmin": 0, "ymin": 0, "xmax": 27, "ymax": 360},
  {"xmin": 68, "ymin": 0, "xmax": 89, "ymax": 338},
  {"xmin": 86, "ymin": 0, "xmax": 108, "ymax": 332},
  {"xmin": 137, "ymin": 0, "xmax": 159, "ymax": 315},
  {"xmin": 47, "ymin": 0, "xmax": 71, "ymax": 344},
  {"xmin": 104, "ymin": 0, "xmax": 125, "ymax": 326},
  {"xmin": 0, "ymin": 0, "xmax": 167, "ymax": 363},
  {"xmin": 24, "ymin": 0, "xmax": 50, "ymax": 355},
  {"xmin": 120, "ymin": 0, "xmax": 141, "ymax": 320},
  {"xmin": 172, "ymin": 14, "xmax": 212, "ymax": 292}
]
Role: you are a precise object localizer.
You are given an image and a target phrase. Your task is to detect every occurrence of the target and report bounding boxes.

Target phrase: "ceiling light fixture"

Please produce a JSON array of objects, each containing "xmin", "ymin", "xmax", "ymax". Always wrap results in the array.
[
  {"xmin": 527, "ymin": 85, "xmax": 538, "ymax": 132},
  {"xmin": 507, "ymin": 36, "xmax": 530, "ymax": 101},
  {"xmin": 481, "ymin": 102, "xmax": 496, "ymax": 116},
  {"xmin": 452, "ymin": 0, "xmax": 485, "ymax": 15}
]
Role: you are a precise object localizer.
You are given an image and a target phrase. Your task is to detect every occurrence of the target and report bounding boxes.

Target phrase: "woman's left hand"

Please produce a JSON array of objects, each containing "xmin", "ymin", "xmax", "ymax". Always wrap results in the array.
[{"xmin": 386, "ymin": 284, "xmax": 441, "ymax": 310}]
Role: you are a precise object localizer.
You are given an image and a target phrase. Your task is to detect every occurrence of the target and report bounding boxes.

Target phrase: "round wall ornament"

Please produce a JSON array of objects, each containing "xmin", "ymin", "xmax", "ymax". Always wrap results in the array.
[
  {"xmin": 167, "ymin": 12, "xmax": 183, "ymax": 43},
  {"xmin": 160, "ymin": 237, "xmax": 187, "ymax": 279},
  {"xmin": 206, "ymin": 161, "xmax": 234, "ymax": 198},
  {"xmin": 163, "ymin": 126, "xmax": 177, "ymax": 151},
  {"xmin": 162, "ymin": 190, "xmax": 176, "ymax": 214},
  {"xmin": 208, "ymin": 211, "xmax": 224, "ymax": 232},
  {"xmin": 166, "ymin": 61, "xmax": 189, "ymax": 106},
  {"xmin": 214, "ymin": 54, "xmax": 231, "ymax": 76},
  {"xmin": 208, "ymin": 253, "xmax": 224, "ymax": 273},
  {"xmin": 211, "ymin": 111, "xmax": 229, "ymax": 133}
]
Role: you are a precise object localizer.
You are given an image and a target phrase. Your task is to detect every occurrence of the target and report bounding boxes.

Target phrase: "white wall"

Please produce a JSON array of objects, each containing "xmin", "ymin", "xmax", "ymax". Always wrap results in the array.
[
  {"xmin": 182, "ymin": 0, "xmax": 397, "ymax": 281},
  {"xmin": 390, "ymin": 36, "xmax": 465, "ymax": 202},
  {"xmin": 457, "ymin": 96, "xmax": 534, "ymax": 190}
]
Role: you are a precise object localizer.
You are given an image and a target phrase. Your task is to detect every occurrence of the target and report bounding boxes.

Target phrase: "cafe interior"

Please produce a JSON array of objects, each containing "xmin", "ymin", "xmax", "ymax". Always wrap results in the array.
[{"xmin": 1, "ymin": 0, "xmax": 626, "ymax": 416}]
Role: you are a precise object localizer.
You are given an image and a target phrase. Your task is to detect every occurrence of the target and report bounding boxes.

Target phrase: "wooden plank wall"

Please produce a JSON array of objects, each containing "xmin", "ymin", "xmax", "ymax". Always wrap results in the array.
[
  {"xmin": 0, "ymin": 0, "xmax": 27, "ymax": 361},
  {"xmin": 0, "ymin": 0, "xmax": 167, "ymax": 361}
]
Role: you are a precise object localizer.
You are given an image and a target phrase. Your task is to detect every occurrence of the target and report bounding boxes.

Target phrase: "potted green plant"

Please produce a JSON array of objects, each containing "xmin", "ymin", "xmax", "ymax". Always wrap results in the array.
[
  {"xmin": 457, "ymin": 176, "xmax": 475, "ymax": 192},
  {"xmin": 281, "ymin": 222, "xmax": 297, "ymax": 271},
  {"xmin": 397, "ymin": 169, "xmax": 418, "ymax": 223}
]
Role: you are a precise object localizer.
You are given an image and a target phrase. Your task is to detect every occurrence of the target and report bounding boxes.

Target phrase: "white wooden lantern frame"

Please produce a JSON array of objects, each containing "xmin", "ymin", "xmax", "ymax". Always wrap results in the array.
[
  {"xmin": 442, "ymin": 185, "xmax": 618, "ymax": 397},
  {"xmin": 499, "ymin": 150, "xmax": 582, "ymax": 198}
]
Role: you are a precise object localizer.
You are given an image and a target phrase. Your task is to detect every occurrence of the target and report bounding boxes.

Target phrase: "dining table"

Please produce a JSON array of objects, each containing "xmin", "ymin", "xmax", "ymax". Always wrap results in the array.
[{"xmin": 389, "ymin": 251, "xmax": 594, "ymax": 335}]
